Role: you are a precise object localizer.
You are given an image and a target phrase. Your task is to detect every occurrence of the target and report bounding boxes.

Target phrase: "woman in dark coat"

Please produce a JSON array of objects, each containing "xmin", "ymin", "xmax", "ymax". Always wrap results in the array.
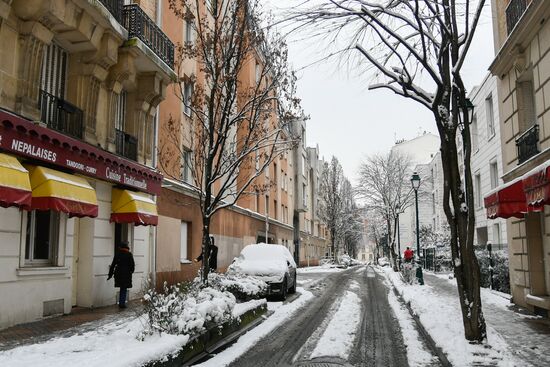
[{"xmin": 108, "ymin": 241, "xmax": 135, "ymax": 308}]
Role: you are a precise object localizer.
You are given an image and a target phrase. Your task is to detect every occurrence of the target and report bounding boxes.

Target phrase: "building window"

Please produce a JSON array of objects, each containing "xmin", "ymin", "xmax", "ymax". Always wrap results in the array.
[
  {"xmin": 302, "ymin": 183, "xmax": 307, "ymax": 207},
  {"xmin": 517, "ymin": 79, "xmax": 536, "ymax": 132},
  {"xmin": 489, "ymin": 161, "xmax": 498, "ymax": 190},
  {"xmin": 41, "ymin": 42, "xmax": 68, "ymax": 98},
  {"xmin": 255, "ymin": 63, "xmax": 261, "ymax": 84},
  {"xmin": 206, "ymin": 0, "xmax": 218, "ymax": 14},
  {"xmin": 181, "ymin": 149, "xmax": 192, "ymax": 184},
  {"xmin": 471, "ymin": 114, "xmax": 479, "ymax": 152},
  {"xmin": 24, "ymin": 210, "xmax": 60, "ymax": 266},
  {"xmin": 185, "ymin": 19, "xmax": 194, "ymax": 45},
  {"xmin": 183, "ymin": 82, "xmax": 193, "ymax": 117},
  {"xmin": 274, "ymin": 199, "xmax": 278, "ymax": 220},
  {"xmin": 274, "ymin": 163, "xmax": 278, "ymax": 187},
  {"xmin": 180, "ymin": 222, "xmax": 189, "ymax": 262},
  {"xmin": 302, "ymin": 155, "xmax": 307, "ymax": 177},
  {"xmin": 474, "ymin": 173, "xmax": 482, "ymax": 208},
  {"xmin": 115, "ymin": 91, "xmax": 127, "ymax": 131},
  {"xmin": 432, "ymin": 193, "xmax": 436, "ymax": 214},
  {"xmin": 493, "ymin": 223, "xmax": 501, "ymax": 246},
  {"xmin": 486, "ymin": 95, "xmax": 495, "ymax": 138}
]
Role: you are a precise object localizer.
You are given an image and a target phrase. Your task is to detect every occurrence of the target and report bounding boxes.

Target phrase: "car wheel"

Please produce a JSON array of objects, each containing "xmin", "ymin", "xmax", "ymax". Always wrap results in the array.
[
  {"xmin": 279, "ymin": 278, "xmax": 287, "ymax": 301},
  {"xmin": 288, "ymin": 274, "xmax": 297, "ymax": 294}
]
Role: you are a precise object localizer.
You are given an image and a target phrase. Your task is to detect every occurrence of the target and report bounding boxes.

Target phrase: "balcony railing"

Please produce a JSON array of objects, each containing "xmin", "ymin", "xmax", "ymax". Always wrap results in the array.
[
  {"xmin": 506, "ymin": 0, "xmax": 528, "ymax": 34},
  {"xmin": 516, "ymin": 124, "xmax": 539, "ymax": 164},
  {"xmin": 122, "ymin": 4, "xmax": 174, "ymax": 67},
  {"xmin": 115, "ymin": 129, "xmax": 138, "ymax": 161},
  {"xmin": 99, "ymin": 0, "xmax": 123, "ymax": 24},
  {"xmin": 39, "ymin": 90, "xmax": 84, "ymax": 139}
]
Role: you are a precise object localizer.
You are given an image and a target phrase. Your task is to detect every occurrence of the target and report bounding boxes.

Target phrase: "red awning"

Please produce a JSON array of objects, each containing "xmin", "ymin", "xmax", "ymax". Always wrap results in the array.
[
  {"xmin": 484, "ymin": 179, "xmax": 527, "ymax": 219},
  {"xmin": 522, "ymin": 164, "xmax": 550, "ymax": 211}
]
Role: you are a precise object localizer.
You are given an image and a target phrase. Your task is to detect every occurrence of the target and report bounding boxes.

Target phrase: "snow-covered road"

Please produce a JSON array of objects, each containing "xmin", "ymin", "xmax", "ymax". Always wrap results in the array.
[{"xmin": 200, "ymin": 265, "xmax": 440, "ymax": 366}]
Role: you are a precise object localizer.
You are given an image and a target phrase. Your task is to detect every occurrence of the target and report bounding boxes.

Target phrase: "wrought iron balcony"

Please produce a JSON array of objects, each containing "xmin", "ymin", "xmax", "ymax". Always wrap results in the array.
[
  {"xmin": 506, "ymin": 0, "xmax": 528, "ymax": 34},
  {"xmin": 99, "ymin": 0, "xmax": 123, "ymax": 24},
  {"xmin": 39, "ymin": 90, "xmax": 84, "ymax": 139},
  {"xmin": 122, "ymin": 4, "xmax": 174, "ymax": 67},
  {"xmin": 115, "ymin": 129, "xmax": 138, "ymax": 161},
  {"xmin": 516, "ymin": 124, "xmax": 539, "ymax": 164}
]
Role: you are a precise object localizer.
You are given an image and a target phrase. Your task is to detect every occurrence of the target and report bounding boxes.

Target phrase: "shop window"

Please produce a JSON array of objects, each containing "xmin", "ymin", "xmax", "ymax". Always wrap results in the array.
[
  {"xmin": 24, "ymin": 210, "xmax": 60, "ymax": 266},
  {"xmin": 114, "ymin": 223, "xmax": 133, "ymax": 250}
]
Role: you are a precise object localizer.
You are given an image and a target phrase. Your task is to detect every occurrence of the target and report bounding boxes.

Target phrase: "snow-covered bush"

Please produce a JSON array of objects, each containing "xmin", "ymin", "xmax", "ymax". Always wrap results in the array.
[
  {"xmin": 199, "ymin": 273, "xmax": 268, "ymax": 301},
  {"xmin": 140, "ymin": 281, "xmax": 235, "ymax": 339},
  {"xmin": 476, "ymin": 251, "xmax": 510, "ymax": 294}
]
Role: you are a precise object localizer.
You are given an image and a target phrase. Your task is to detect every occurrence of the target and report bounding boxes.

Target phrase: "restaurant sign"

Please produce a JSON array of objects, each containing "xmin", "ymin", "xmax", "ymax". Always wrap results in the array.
[{"xmin": 0, "ymin": 111, "xmax": 161, "ymax": 195}]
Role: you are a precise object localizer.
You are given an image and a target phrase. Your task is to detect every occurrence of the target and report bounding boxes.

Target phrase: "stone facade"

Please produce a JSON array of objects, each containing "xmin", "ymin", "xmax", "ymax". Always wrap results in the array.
[
  {"xmin": 490, "ymin": 0, "xmax": 550, "ymax": 313},
  {"xmin": 0, "ymin": 0, "xmax": 173, "ymax": 329}
]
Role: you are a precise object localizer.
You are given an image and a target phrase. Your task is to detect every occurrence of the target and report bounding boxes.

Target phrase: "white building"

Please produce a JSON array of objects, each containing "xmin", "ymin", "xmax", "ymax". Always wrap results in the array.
[
  {"xmin": 459, "ymin": 74, "xmax": 508, "ymax": 250},
  {"xmin": 391, "ymin": 133, "xmax": 440, "ymax": 251}
]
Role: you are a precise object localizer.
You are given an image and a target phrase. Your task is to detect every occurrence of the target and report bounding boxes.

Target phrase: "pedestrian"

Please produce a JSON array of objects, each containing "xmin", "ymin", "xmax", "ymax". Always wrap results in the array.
[
  {"xmin": 194, "ymin": 236, "xmax": 218, "ymax": 272},
  {"xmin": 107, "ymin": 241, "xmax": 135, "ymax": 309},
  {"xmin": 404, "ymin": 247, "xmax": 414, "ymax": 263}
]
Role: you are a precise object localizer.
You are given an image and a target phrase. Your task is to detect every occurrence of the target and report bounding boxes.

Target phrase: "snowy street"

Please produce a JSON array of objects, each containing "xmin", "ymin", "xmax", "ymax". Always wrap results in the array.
[{"xmin": 198, "ymin": 266, "xmax": 440, "ymax": 367}]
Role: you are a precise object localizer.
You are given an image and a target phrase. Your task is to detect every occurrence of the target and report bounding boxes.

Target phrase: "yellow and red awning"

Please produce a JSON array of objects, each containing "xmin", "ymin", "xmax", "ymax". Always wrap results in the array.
[
  {"xmin": 26, "ymin": 165, "xmax": 98, "ymax": 218},
  {"xmin": 0, "ymin": 153, "xmax": 32, "ymax": 209},
  {"xmin": 110, "ymin": 188, "xmax": 158, "ymax": 226}
]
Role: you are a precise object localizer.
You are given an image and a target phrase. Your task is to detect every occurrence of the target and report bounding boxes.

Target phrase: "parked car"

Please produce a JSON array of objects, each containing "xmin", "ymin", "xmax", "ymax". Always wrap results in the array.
[
  {"xmin": 227, "ymin": 243, "xmax": 297, "ymax": 300},
  {"xmin": 338, "ymin": 254, "xmax": 352, "ymax": 268}
]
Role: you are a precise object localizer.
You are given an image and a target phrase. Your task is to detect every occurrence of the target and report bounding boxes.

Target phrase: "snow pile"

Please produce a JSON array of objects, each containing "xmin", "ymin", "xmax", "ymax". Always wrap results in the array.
[
  {"xmin": 141, "ymin": 283, "xmax": 235, "ymax": 337},
  {"xmin": 207, "ymin": 272, "xmax": 268, "ymax": 301},
  {"xmin": 381, "ymin": 267, "xmax": 522, "ymax": 366},
  {"xmin": 386, "ymin": 290, "xmax": 439, "ymax": 366},
  {"xmin": 310, "ymin": 291, "xmax": 362, "ymax": 359},
  {"xmin": 0, "ymin": 317, "xmax": 190, "ymax": 367},
  {"xmin": 196, "ymin": 288, "xmax": 314, "ymax": 367},
  {"xmin": 232, "ymin": 299, "xmax": 267, "ymax": 318},
  {"xmin": 297, "ymin": 265, "xmax": 344, "ymax": 274}
]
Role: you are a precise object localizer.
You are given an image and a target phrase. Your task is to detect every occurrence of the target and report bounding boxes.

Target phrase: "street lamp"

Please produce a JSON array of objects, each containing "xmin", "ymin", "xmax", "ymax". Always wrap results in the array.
[
  {"xmin": 458, "ymin": 98, "xmax": 475, "ymax": 126},
  {"xmin": 411, "ymin": 171, "xmax": 424, "ymax": 285}
]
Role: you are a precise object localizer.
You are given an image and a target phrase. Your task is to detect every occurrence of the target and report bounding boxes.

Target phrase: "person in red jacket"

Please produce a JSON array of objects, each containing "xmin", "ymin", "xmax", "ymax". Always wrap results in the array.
[{"xmin": 404, "ymin": 247, "xmax": 414, "ymax": 263}]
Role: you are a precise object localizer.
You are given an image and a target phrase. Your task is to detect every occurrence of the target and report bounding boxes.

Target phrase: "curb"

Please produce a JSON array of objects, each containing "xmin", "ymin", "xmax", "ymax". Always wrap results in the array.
[
  {"xmin": 143, "ymin": 303, "xmax": 268, "ymax": 367},
  {"xmin": 391, "ymin": 283, "xmax": 452, "ymax": 367}
]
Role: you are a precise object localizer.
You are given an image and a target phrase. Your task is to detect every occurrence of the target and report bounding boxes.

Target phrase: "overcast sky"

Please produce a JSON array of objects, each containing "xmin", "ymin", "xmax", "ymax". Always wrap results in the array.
[{"xmin": 268, "ymin": 1, "xmax": 496, "ymax": 182}]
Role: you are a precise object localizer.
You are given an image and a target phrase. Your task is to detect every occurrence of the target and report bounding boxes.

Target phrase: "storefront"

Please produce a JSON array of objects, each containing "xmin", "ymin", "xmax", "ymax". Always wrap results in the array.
[
  {"xmin": 484, "ymin": 162, "xmax": 550, "ymax": 314},
  {"xmin": 0, "ymin": 109, "xmax": 161, "ymax": 329}
]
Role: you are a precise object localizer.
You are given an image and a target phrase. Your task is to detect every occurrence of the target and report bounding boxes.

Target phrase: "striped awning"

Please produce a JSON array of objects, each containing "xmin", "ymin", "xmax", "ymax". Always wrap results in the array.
[
  {"xmin": 110, "ymin": 188, "xmax": 158, "ymax": 226},
  {"xmin": 27, "ymin": 165, "xmax": 98, "ymax": 218},
  {"xmin": 0, "ymin": 153, "xmax": 32, "ymax": 209}
]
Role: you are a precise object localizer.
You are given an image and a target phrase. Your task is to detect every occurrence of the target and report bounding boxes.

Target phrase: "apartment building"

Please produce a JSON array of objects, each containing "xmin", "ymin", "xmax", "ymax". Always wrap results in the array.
[
  {"xmin": 488, "ymin": 0, "xmax": 550, "ymax": 314},
  {"xmin": 154, "ymin": 1, "xmax": 324, "ymax": 285},
  {"xmin": 0, "ymin": 0, "xmax": 174, "ymax": 328},
  {"xmin": 462, "ymin": 74, "xmax": 508, "ymax": 250}
]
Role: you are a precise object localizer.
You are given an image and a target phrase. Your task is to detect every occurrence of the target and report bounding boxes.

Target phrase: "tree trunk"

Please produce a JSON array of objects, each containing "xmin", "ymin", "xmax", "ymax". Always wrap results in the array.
[
  {"xmin": 201, "ymin": 216, "xmax": 211, "ymax": 285},
  {"xmin": 438, "ymin": 115, "xmax": 486, "ymax": 342}
]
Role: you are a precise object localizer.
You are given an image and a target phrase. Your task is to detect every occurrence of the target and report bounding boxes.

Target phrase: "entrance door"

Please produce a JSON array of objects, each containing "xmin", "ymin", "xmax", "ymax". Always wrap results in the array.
[
  {"xmin": 526, "ymin": 213, "xmax": 546, "ymax": 296},
  {"xmin": 71, "ymin": 218, "xmax": 79, "ymax": 306}
]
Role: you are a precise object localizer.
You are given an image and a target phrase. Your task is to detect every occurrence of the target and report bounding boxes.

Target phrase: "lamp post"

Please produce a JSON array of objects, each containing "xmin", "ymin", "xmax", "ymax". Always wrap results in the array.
[{"xmin": 411, "ymin": 171, "xmax": 424, "ymax": 285}]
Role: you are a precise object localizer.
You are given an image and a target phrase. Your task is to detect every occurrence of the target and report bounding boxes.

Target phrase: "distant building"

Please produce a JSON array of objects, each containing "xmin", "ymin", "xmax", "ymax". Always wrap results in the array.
[{"xmin": 391, "ymin": 133, "xmax": 440, "ymax": 251}]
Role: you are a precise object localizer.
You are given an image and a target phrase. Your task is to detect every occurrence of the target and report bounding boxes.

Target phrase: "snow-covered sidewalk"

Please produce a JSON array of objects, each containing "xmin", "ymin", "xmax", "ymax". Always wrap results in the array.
[
  {"xmin": 380, "ymin": 267, "xmax": 550, "ymax": 366},
  {"xmin": 0, "ymin": 298, "xmax": 267, "ymax": 367}
]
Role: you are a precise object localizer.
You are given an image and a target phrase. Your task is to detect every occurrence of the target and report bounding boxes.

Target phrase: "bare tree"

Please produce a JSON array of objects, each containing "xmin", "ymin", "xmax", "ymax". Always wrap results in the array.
[
  {"xmin": 161, "ymin": 0, "xmax": 301, "ymax": 284},
  {"xmin": 357, "ymin": 150, "xmax": 416, "ymax": 269},
  {"xmin": 295, "ymin": 0, "xmax": 487, "ymax": 341},
  {"xmin": 318, "ymin": 157, "xmax": 344, "ymax": 257}
]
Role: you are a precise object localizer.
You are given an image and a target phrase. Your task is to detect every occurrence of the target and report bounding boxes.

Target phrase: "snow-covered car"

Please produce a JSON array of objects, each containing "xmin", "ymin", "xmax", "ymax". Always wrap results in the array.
[
  {"xmin": 349, "ymin": 258, "xmax": 362, "ymax": 266},
  {"xmin": 227, "ymin": 243, "xmax": 297, "ymax": 300}
]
